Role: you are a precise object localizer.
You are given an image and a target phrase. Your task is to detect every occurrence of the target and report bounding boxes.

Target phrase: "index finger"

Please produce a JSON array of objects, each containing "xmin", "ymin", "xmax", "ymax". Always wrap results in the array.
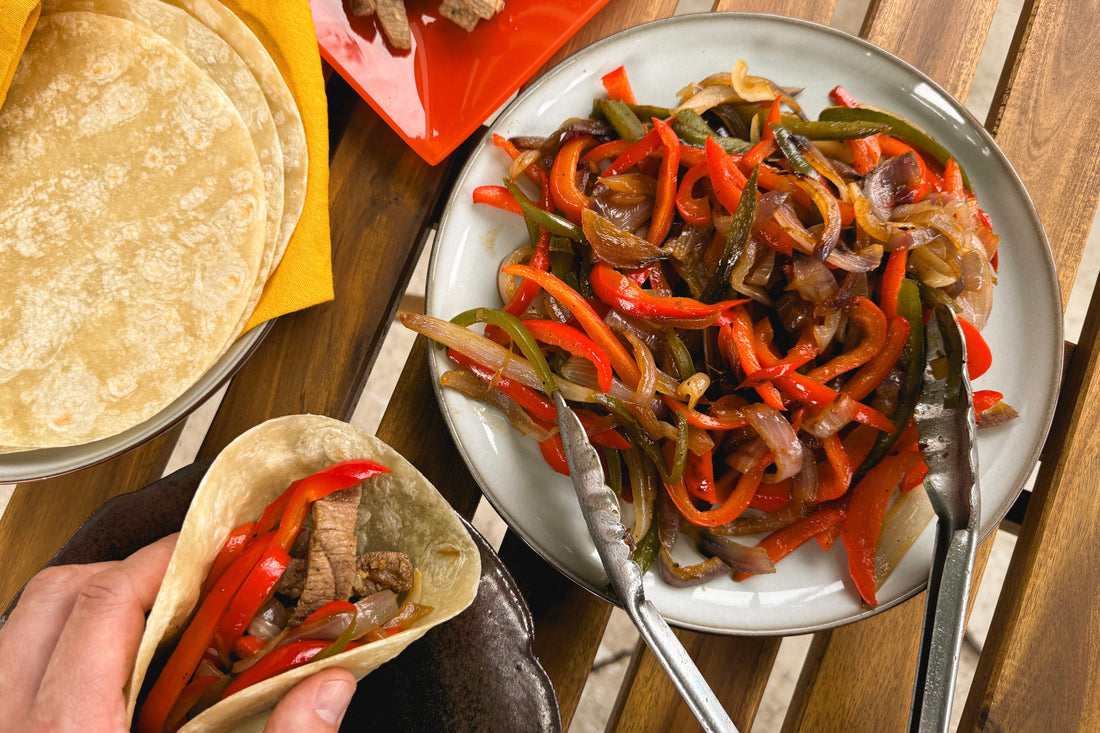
[{"xmin": 27, "ymin": 534, "xmax": 178, "ymax": 728}]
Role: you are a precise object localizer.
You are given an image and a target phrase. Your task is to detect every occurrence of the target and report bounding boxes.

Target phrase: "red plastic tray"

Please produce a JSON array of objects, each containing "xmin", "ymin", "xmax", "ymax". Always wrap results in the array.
[{"xmin": 310, "ymin": 0, "xmax": 611, "ymax": 165}]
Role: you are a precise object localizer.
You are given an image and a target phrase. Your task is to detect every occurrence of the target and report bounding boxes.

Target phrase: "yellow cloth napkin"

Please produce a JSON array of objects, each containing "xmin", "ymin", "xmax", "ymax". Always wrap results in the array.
[
  {"xmin": 227, "ymin": 0, "xmax": 334, "ymax": 332},
  {"xmin": 0, "ymin": 0, "xmax": 334, "ymax": 334},
  {"xmin": 0, "ymin": 1, "xmax": 39, "ymax": 110}
]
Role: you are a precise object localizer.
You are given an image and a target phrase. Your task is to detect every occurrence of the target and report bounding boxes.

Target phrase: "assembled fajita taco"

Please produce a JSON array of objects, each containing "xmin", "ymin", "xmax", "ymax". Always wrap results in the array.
[{"xmin": 127, "ymin": 414, "xmax": 481, "ymax": 732}]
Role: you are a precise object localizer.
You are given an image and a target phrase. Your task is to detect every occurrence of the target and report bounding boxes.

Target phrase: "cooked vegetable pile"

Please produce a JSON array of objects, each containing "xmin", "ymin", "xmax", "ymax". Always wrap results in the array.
[{"xmin": 403, "ymin": 62, "xmax": 1015, "ymax": 607}]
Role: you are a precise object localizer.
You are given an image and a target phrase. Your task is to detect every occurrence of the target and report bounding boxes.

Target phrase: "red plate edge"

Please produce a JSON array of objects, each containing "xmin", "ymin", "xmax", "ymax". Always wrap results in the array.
[{"xmin": 310, "ymin": 0, "xmax": 612, "ymax": 166}]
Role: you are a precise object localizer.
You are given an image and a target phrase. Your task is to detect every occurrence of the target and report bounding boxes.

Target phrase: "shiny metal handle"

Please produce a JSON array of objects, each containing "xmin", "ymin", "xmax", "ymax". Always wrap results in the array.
[
  {"xmin": 626, "ymin": 596, "xmax": 739, "ymax": 733},
  {"xmin": 909, "ymin": 522, "xmax": 978, "ymax": 733}
]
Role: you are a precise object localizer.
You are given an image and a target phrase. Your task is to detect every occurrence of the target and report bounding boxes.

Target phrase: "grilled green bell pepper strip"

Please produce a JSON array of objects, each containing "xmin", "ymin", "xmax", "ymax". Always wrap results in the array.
[
  {"xmin": 672, "ymin": 108, "xmax": 752, "ymax": 154},
  {"xmin": 701, "ymin": 164, "xmax": 758, "ymax": 304},
  {"xmin": 595, "ymin": 98, "xmax": 647, "ymax": 143},
  {"xmin": 732, "ymin": 104, "xmax": 888, "ymax": 140},
  {"xmin": 818, "ymin": 105, "xmax": 970, "ymax": 189},
  {"xmin": 451, "ymin": 308, "xmax": 558, "ymax": 396},
  {"xmin": 633, "ymin": 522, "xmax": 661, "ymax": 574},
  {"xmin": 594, "ymin": 393, "xmax": 687, "ymax": 484},
  {"xmin": 502, "ymin": 178, "xmax": 583, "ymax": 241},
  {"xmin": 769, "ymin": 124, "xmax": 817, "ymax": 177}
]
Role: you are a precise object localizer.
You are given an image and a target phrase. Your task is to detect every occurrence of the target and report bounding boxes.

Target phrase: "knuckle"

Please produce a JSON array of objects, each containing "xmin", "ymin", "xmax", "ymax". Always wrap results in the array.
[
  {"xmin": 22, "ymin": 564, "xmax": 89, "ymax": 603},
  {"xmin": 73, "ymin": 568, "xmax": 135, "ymax": 613}
]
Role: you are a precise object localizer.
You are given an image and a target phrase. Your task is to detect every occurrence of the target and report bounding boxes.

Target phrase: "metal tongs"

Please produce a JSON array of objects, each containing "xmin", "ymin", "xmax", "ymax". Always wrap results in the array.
[
  {"xmin": 909, "ymin": 304, "xmax": 981, "ymax": 733},
  {"xmin": 551, "ymin": 391, "xmax": 738, "ymax": 733}
]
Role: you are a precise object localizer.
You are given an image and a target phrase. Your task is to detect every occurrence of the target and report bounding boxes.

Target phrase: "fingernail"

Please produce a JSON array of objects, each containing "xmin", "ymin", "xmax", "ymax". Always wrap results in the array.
[{"xmin": 315, "ymin": 679, "xmax": 355, "ymax": 725}]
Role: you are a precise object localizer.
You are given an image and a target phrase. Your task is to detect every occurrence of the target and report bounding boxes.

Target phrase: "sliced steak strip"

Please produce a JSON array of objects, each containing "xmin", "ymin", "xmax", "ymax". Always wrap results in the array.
[
  {"xmin": 289, "ymin": 486, "xmax": 362, "ymax": 625},
  {"xmin": 356, "ymin": 551, "xmax": 414, "ymax": 596}
]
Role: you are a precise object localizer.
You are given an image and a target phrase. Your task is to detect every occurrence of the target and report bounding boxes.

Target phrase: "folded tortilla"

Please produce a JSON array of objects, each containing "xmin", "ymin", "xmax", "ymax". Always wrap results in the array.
[{"xmin": 127, "ymin": 415, "xmax": 482, "ymax": 731}]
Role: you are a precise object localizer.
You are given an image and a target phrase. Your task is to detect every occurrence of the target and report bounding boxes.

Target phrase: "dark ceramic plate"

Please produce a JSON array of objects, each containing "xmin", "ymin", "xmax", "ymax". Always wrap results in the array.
[{"xmin": 0, "ymin": 460, "xmax": 561, "ymax": 732}]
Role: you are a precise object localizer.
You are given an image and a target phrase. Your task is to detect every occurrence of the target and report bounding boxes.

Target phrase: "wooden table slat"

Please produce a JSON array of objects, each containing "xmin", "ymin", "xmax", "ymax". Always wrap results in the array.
[
  {"xmin": 958, "ymin": 4, "xmax": 1100, "ymax": 721},
  {"xmin": 961, "ymin": 261, "xmax": 1100, "ymax": 730},
  {"xmin": 982, "ymin": 0, "xmax": 1100, "ymax": 307},
  {"xmin": 711, "ymin": 0, "xmax": 836, "ymax": 21},
  {"xmin": 783, "ymin": 537, "xmax": 994, "ymax": 732},
  {"xmin": 861, "ymin": 0, "xmax": 999, "ymax": 100}
]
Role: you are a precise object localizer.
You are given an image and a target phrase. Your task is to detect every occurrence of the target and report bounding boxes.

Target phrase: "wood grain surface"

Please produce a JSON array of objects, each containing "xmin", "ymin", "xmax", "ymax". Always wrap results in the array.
[{"xmin": 959, "ymin": 0, "xmax": 1100, "ymax": 726}]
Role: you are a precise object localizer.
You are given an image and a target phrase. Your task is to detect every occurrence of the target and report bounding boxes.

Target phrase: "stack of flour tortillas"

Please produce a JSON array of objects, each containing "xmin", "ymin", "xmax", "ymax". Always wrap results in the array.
[{"xmin": 0, "ymin": 0, "xmax": 307, "ymax": 451}]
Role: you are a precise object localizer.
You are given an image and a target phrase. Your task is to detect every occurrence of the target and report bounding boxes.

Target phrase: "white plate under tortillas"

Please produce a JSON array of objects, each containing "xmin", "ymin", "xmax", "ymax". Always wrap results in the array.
[{"xmin": 0, "ymin": 3, "xmax": 308, "ymax": 480}]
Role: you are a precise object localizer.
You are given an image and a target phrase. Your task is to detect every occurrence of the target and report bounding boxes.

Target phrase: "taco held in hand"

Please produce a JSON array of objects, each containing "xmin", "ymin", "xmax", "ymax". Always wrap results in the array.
[{"xmin": 128, "ymin": 415, "xmax": 481, "ymax": 732}]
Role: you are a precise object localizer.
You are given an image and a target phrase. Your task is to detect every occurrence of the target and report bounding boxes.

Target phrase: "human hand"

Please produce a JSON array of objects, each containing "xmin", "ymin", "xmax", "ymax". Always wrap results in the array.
[{"xmin": 0, "ymin": 534, "xmax": 356, "ymax": 732}]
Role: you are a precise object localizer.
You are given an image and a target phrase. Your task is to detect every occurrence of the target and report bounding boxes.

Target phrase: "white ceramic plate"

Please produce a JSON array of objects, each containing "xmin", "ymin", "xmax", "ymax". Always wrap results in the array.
[
  {"xmin": 426, "ymin": 13, "xmax": 1061, "ymax": 634},
  {"xmin": 0, "ymin": 324, "xmax": 270, "ymax": 484}
]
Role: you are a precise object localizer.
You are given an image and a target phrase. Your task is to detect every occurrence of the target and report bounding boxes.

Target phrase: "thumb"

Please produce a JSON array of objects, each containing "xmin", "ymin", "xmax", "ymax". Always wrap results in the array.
[{"xmin": 264, "ymin": 668, "xmax": 356, "ymax": 732}]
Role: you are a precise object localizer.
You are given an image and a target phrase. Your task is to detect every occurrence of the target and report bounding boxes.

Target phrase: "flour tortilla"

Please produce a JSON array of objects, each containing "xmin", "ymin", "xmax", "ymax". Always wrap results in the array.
[
  {"xmin": 128, "ymin": 415, "xmax": 481, "ymax": 732},
  {"xmin": 162, "ymin": 0, "xmax": 308, "ymax": 283},
  {"xmin": 40, "ymin": 0, "xmax": 286, "ymax": 319},
  {"xmin": 0, "ymin": 12, "xmax": 266, "ymax": 447}
]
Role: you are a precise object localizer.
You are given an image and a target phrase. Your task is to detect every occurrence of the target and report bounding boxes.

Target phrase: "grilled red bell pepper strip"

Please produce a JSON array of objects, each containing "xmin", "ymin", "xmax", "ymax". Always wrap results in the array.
[
  {"xmin": 590, "ymin": 261, "xmax": 744, "ymax": 322},
  {"xmin": 137, "ymin": 537, "xmax": 273, "ymax": 733},
  {"xmin": 602, "ymin": 126, "xmax": 661, "ymax": 177},
  {"xmin": 829, "ymin": 85, "xmax": 860, "ymax": 108},
  {"xmin": 958, "ymin": 316, "xmax": 992, "ymax": 380},
  {"xmin": 817, "ymin": 433, "xmax": 853, "ymax": 502},
  {"xmin": 539, "ymin": 434, "xmax": 571, "ymax": 475},
  {"xmin": 741, "ymin": 325, "xmax": 817, "ymax": 384},
  {"xmin": 232, "ymin": 634, "xmax": 268, "ymax": 660},
  {"xmin": 840, "ymin": 315, "xmax": 911, "ymax": 403},
  {"xmin": 601, "ymin": 65, "xmax": 637, "ymax": 104},
  {"xmin": 722, "ymin": 306, "xmax": 785, "ymax": 411},
  {"xmin": 522, "ymin": 319, "xmax": 614, "ymax": 393},
  {"xmin": 271, "ymin": 460, "xmax": 391, "ymax": 553},
  {"xmin": 879, "ymin": 247, "xmax": 908, "ymax": 321},
  {"xmin": 675, "ymin": 161, "xmax": 711, "ymax": 226},
  {"xmin": 502, "ymin": 263, "xmax": 641, "ymax": 387},
  {"xmin": 841, "ymin": 450, "xmax": 923, "ymax": 606},
  {"xmin": 647, "ymin": 118, "xmax": 681, "ymax": 244},
  {"xmin": 748, "ymin": 479, "xmax": 792, "ymax": 511},
  {"xmin": 202, "ymin": 521, "xmax": 256, "ymax": 596},
  {"xmin": 503, "ymin": 228, "xmax": 551, "ymax": 317},
  {"xmin": 221, "ymin": 640, "xmax": 332, "ymax": 699},
  {"xmin": 472, "ymin": 184, "xmax": 524, "ymax": 216},
  {"xmin": 973, "ymin": 389, "xmax": 1003, "ymax": 418},
  {"xmin": 214, "ymin": 541, "xmax": 291, "ymax": 659},
  {"xmin": 750, "ymin": 321, "xmax": 896, "ymax": 434},
  {"xmin": 827, "ymin": 86, "xmax": 882, "ymax": 173},
  {"xmin": 665, "ymin": 463, "xmax": 764, "ymax": 527},
  {"xmin": 807, "ymin": 298, "xmax": 888, "ymax": 383},
  {"xmin": 733, "ymin": 504, "xmax": 848, "ymax": 581},
  {"xmin": 682, "ymin": 447, "xmax": 718, "ymax": 503},
  {"xmin": 446, "ymin": 349, "xmax": 557, "ymax": 422},
  {"xmin": 550, "ymin": 134, "xmax": 596, "ymax": 224},
  {"xmin": 942, "ymin": 157, "xmax": 965, "ymax": 195},
  {"xmin": 163, "ymin": 676, "xmax": 221, "ymax": 733},
  {"xmin": 705, "ymin": 136, "xmax": 748, "ymax": 213},
  {"xmin": 583, "ymin": 139, "xmax": 632, "ymax": 167}
]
